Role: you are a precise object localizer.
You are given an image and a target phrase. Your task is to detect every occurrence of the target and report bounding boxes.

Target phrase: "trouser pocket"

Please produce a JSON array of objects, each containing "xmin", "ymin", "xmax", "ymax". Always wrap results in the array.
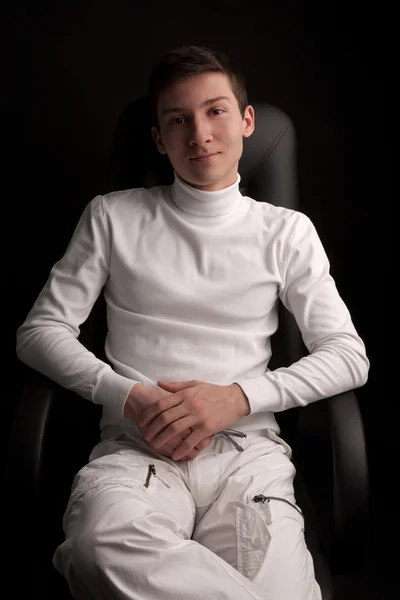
[
  {"xmin": 236, "ymin": 494, "xmax": 272, "ymax": 581},
  {"xmin": 236, "ymin": 493, "xmax": 304, "ymax": 582}
]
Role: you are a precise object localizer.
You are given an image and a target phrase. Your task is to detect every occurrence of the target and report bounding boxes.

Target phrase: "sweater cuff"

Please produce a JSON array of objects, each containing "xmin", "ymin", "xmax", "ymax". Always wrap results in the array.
[
  {"xmin": 93, "ymin": 369, "xmax": 140, "ymax": 417},
  {"xmin": 234, "ymin": 374, "xmax": 281, "ymax": 414}
]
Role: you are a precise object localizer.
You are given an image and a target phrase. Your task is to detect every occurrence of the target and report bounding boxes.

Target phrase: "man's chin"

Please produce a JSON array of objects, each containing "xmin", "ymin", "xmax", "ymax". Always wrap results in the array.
[
  {"xmin": 176, "ymin": 171, "xmax": 212, "ymax": 187},
  {"xmin": 179, "ymin": 168, "xmax": 225, "ymax": 190}
]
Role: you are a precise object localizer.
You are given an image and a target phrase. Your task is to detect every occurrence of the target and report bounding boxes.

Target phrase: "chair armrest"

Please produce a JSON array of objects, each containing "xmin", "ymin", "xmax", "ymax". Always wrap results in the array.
[
  {"xmin": 327, "ymin": 390, "xmax": 369, "ymax": 571},
  {"xmin": 6, "ymin": 369, "xmax": 57, "ymax": 501},
  {"xmin": 5, "ymin": 368, "xmax": 58, "ymax": 597},
  {"xmin": 296, "ymin": 390, "xmax": 369, "ymax": 574},
  {"xmin": 7, "ymin": 367, "xmax": 102, "ymax": 496},
  {"xmin": 6, "ymin": 368, "xmax": 99, "ymax": 599}
]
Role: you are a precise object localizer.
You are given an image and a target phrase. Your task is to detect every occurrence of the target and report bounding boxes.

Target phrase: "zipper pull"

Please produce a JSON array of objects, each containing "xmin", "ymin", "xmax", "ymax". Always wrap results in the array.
[
  {"xmin": 252, "ymin": 494, "xmax": 272, "ymax": 524},
  {"xmin": 144, "ymin": 464, "xmax": 171, "ymax": 489},
  {"xmin": 253, "ymin": 494, "xmax": 268, "ymax": 503},
  {"xmin": 144, "ymin": 464, "xmax": 154, "ymax": 488}
]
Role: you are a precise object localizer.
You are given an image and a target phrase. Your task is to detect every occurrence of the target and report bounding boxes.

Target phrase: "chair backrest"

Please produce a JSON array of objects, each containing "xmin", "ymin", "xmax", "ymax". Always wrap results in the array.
[{"xmin": 84, "ymin": 97, "xmax": 308, "ymax": 443}]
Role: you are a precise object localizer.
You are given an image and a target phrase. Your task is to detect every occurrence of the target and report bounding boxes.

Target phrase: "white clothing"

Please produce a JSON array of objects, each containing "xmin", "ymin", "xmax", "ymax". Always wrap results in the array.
[
  {"xmin": 53, "ymin": 430, "xmax": 322, "ymax": 600},
  {"xmin": 16, "ymin": 170, "xmax": 369, "ymax": 599},
  {"xmin": 16, "ymin": 171, "xmax": 369, "ymax": 449}
]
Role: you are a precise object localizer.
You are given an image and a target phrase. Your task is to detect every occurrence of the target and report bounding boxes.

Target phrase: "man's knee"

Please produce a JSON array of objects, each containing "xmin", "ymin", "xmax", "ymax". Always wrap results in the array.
[{"xmin": 56, "ymin": 529, "xmax": 104, "ymax": 584}]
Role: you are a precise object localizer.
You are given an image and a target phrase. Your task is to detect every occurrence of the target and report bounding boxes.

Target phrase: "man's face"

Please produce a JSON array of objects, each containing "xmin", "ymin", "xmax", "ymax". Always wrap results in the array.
[{"xmin": 151, "ymin": 72, "xmax": 254, "ymax": 191}]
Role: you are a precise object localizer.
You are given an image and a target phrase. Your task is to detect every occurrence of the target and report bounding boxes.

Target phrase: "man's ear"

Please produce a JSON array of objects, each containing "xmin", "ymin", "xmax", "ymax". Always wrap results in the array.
[
  {"xmin": 151, "ymin": 126, "xmax": 167, "ymax": 155},
  {"xmin": 242, "ymin": 105, "xmax": 255, "ymax": 139}
]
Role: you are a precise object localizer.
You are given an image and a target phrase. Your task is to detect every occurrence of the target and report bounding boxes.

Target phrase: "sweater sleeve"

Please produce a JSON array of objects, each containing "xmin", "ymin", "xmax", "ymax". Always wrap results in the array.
[
  {"xmin": 16, "ymin": 195, "xmax": 139, "ymax": 415},
  {"xmin": 235, "ymin": 212, "xmax": 370, "ymax": 414}
]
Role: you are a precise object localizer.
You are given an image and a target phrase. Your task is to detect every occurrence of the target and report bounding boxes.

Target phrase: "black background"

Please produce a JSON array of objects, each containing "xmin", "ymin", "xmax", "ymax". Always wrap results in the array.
[{"xmin": 2, "ymin": 1, "xmax": 388, "ymax": 596}]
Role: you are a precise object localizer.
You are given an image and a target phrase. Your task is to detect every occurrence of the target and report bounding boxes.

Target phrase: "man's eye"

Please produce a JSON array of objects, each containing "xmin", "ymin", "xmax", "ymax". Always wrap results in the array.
[{"xmin": 171, "ymin": 109, "xmax": 225, "ymax": 125}]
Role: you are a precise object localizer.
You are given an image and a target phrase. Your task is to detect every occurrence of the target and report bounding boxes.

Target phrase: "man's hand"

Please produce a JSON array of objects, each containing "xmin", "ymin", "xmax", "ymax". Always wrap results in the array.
[
  {"xmin": 138, "ymin": 380, "xmax": 250, "ymax": 461},
  {"xmin": 123, "ymin": 383, "xmax": 213, "ymax": 460}
]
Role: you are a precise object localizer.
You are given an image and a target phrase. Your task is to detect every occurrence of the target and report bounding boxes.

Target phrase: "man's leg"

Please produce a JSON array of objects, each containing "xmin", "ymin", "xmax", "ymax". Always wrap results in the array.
[
  {"xmin": 53, "ymin": 443, "xmax": 278, "ymax": 600},
  {"xmin": 192, "ymin": 433, "xmax": 322, "ymax": 600}
]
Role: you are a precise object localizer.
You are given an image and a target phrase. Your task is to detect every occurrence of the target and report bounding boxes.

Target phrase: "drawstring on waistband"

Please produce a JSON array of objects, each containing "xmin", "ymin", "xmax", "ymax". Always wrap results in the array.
[{"xmin": 216, "ymin": 428, "xmax": 247, "ymax": 452}]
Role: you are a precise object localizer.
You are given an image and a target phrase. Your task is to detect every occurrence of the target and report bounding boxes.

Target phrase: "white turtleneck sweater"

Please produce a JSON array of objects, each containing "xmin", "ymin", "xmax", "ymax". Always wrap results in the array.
[{"xmin": 16, "ymin": 171, "xmax": 369, "ymax": 442}]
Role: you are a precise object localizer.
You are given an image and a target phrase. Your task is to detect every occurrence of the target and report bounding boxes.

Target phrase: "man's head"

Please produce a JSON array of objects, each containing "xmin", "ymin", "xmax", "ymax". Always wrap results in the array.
[{"xmin": 149, "ymin": 45, "xmax": 255, "ymax": 191}]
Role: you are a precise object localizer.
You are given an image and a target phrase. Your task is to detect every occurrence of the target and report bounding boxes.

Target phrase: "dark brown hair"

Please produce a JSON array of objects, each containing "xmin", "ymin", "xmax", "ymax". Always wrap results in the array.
[{"xmin": 148, "ymin": 45, "xmax": 248, "ymax": 130}]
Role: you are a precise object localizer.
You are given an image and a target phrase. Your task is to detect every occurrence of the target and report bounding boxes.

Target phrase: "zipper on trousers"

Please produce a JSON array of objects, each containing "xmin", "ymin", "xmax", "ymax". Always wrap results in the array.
[
  {"xmin": 143, "ymin": 464, "xmax": 171, "ymax": 489},
  {"xmin": 251, "ymin": 493, "xmax": 272, "ymax": 524},
  {"xmin": 253, "ymin": 493, "xmax": 303, "ymax": 517}
]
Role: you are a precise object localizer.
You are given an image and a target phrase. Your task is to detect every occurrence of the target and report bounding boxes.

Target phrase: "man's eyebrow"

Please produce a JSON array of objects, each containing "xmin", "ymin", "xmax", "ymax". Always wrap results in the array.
[{"xmin": 161, "ymin": 96, "xmax": 231, "ymax": 116}]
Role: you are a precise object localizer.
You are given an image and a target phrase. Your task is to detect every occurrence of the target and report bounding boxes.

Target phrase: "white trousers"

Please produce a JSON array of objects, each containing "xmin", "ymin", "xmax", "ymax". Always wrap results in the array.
[{"xmin": 53, "ymin": 430, "xmax": 322, "ymax": 600}]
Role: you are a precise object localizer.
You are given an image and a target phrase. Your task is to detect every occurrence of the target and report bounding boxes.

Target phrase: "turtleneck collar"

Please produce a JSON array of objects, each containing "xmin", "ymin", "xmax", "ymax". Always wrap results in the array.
[{"xmin": 168, "ymin": 170, "xmax": 242, "ymax": 221}]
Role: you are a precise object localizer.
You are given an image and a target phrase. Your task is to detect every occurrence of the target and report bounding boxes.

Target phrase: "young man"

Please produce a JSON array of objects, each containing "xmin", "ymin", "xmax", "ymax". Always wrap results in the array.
[{"xmin": 16, "ymin": 45, "xmax": 369, "ymax": 600}]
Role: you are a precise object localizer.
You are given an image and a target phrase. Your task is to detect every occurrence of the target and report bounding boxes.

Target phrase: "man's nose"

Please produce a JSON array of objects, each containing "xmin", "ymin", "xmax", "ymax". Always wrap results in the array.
[{"xmin": 189, "ymin": 119, "xmax": 213, "ymax": 146}]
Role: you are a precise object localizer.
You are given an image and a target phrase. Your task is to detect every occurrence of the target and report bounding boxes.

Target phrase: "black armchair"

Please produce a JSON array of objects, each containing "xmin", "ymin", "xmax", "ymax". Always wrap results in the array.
[{"xmin": 7, "ymin": 99, "xmax": 369, "ymax": 600}]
